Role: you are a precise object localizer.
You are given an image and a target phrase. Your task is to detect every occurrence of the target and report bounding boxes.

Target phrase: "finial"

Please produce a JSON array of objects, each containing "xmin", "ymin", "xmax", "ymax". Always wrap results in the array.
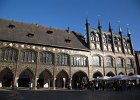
[
  {"xmin": 118, "ymin": 20, "xmax": 122, "ymax": 33},
  {"xmin": 109, "ymin": 21, "xmax": 112, "ymax": 32},
  {"xmin": 86, "ymin": 17, "xmax": 90, "ymax": 25},
  {"xmin": 127, "ymin": 24, "xmax": 131, "ymax": 35},
  {"xmin": 119, "ymin": 25, "xmax": 122, "ymax": 33},
  {"xmin": 98, "ymin": 19, "xmax": 102, "ymax": 29}
]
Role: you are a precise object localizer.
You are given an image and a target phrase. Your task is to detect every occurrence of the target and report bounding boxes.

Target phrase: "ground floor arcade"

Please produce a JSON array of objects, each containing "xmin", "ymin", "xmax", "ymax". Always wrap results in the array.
[{"xmin": 0, "ymin": 68, "xmax": 90, "ymax": 90}]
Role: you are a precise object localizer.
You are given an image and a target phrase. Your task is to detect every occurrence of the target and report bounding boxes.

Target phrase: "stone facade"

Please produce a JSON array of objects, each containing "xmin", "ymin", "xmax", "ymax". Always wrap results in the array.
[
  {"xmin": 135, "ymin": 51, "xmax": 140, "ymax": 75},
  {"xmin": 0, "ymin": 18, "xmax": 136, "ymax": 89}
]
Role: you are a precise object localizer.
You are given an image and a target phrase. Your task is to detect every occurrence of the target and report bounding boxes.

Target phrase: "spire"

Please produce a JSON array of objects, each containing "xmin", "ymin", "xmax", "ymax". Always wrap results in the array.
[
  {"xmin": 85, "ymin": 17, "xmax": 91, "ymax": 49},
  {"xmin": 127, "ymin": 25, "xmax": 131, "ymax": 35},
  {"xmin": 119, "ymin": 25, "xmax": 122, "ymax": 33},
  {"xmin": 86, "ymin": 17, "xmax": 90, "ymax": 25},
  {"xmin": 109, "ymin": 21, "xmax": 112, "ymax": 32},
  {"xmin": 98, "ymin": 19, "xmax": 102, "ymax": 29}
]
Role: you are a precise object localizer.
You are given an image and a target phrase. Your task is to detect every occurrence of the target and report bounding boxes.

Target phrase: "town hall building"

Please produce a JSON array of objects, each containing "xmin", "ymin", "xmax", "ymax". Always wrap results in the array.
[{"xmin": 0, "ymin": 18, "xmax": 136, "ymax": 89}]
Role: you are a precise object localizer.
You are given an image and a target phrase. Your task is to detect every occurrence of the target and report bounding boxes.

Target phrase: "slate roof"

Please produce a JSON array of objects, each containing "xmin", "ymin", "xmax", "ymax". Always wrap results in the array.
[{"xmin": 0, "ymin": 18, "xmax": 88, "ymax": 51}]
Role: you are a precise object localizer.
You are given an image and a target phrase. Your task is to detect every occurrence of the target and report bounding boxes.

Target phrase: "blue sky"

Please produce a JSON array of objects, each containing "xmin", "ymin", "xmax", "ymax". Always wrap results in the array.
[{"xmin": 0, "ymin": 0, "xmax": 140, "ymax": 50}]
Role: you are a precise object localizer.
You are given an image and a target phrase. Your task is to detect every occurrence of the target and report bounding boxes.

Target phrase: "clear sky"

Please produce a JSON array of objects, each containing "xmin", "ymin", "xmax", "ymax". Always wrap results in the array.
[{"xmin": 0, "ymin": 0, "xmax": 140, "ymax": 50}]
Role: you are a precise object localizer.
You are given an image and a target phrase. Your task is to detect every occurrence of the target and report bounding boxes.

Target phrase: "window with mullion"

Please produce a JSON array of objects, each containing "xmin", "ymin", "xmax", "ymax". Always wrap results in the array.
[
  {"xmin": 116, "ymin": 58, "xmax": 123, "ymax": 67},
  {"xmin": 56, "ymin": 53, "xmax": 68, "ymax": 66},
  {"xmin": 105, "ymin": 56, "xmax": 113, "ymax": 67},
  {"xmin": 40, "ymin": 52, "xmax": 53, "ymax": 65},
  {"xmin": 127, "ymin": 59, "xmax": 133, "ymax": 68},
  {"xmin": 92, "ymin": 56, "xmax": 101, "ymax": 66},
  {"xmin": 21, "ymin": 50, "xmax": 36, "ymax": 63},
  {"xmin": 71, "ymin": 55, "xmax": 87, "ymax": 67}
]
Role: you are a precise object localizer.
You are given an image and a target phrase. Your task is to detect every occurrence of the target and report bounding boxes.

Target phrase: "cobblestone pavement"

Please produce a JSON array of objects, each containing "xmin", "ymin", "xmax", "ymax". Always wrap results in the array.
[{"xmin": 0, "ymin": 88, "xmax": 140, "ymax": 100}]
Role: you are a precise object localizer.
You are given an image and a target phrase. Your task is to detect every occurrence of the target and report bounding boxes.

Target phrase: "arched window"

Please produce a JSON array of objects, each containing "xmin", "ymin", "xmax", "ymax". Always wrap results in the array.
[
  {"xmin": 102, "ymin": 34, "xmax": 107, "ymax": 43},
  {"xmin": 117, "ymin": 37, "xmax": 121, "ymax": 46},
  {"xmin": 95, "ymin": 33, "xmax": 99, "ymax": 42},
  {"xmin": 40, "ymin": 51, "xmax": 53, "ymax": 65},
  {"xmin": 114, "ymin": 36, "xmax": 118, "ymax": 45},
  {"xmin": 71, "ymin": 55, "xmax": 87, "ymax": 67},
  {"xmin": 123, "ymin": 38, "xmax": 127, "ymax": 47},
  {"xmin": 116, "ymin": 57, "xmax": 123, "ymax": 67},
  {"xmin": 105, "ymin": 56, "xmax": 113, "ymax": 67},
  {"xmin": 0, "ymin": 48, "xmax": 17, "ymax": 62},
  {"xmin": 127, "ymin": 58, "xmax": 133, "ymax": 68},
  {"xmin": 56, "ymin": 53, "xmax": 69, "ymax": 66},
  {"xmin": 107, "ymin": 35, "xmax": 112, "ymax": 44},
  {"xmin": 21, "ymin": 50, "xmax": 36, "ymax": 63},
  {"xmin": 92, "ymin": 55, "xmax": 101, "ymax": 66}
]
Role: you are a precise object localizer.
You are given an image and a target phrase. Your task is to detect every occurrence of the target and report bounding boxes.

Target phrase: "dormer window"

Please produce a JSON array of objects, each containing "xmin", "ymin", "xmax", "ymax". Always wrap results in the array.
[
  {"xmin": 26, "ymin": 33, "xmax": 34, "ymax": 38},
  {"xmin": 46, "ymin": 30, "xmax": 53, "ymax": 34},
  {"xmin": 8, "ymin": 24, "xmax": 15, "ymax": 29},
  {"xmin": 65, "ymin": 37, "xmax": 71, "ymax": 43}
]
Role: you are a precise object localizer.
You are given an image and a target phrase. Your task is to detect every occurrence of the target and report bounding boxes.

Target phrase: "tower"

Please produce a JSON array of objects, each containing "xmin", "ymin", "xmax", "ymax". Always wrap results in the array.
[{"xmin": 85, "ymin": 17, "xmax": 91, "ymax": 49}]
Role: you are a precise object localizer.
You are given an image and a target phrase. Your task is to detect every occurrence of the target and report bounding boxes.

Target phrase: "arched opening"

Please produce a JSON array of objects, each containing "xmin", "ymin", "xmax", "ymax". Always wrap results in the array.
[
  {"xmin": 37, "ymin": 70, "xmax": 53, "ymax": 88},
  {"xmin": 18, "ymin": 69, "xmax": 34, "ymax": 88},
  {"xmin": 128, "ymin": 73, "xmax": 134, "ymax": 76},
  {"xmin": 93, "ymin": 71, "xmax": 103, "ymax": 78},
  {"xmin": 0, "ymin": 68, "xmax": 13, "ymax": 87},
  {"xmin": 118, "ymin": 72, "xmax": 124, "ymax": 75},
  {"xmin": 106, "ymin": 72, "xmax": 115, "ymax": 77},
  {"xmin": 56, "ymin": 70, "xmax": 69, "ymax": 88},
  {"xmin": 72, "ymin": 71, "xmax": 88, "ymax": 89}
]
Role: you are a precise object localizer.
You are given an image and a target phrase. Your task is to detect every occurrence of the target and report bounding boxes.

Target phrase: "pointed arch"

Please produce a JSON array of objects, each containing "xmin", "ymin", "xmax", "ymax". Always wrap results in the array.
[
  {"xmin": 128, "ymin": 73, "xmax": 134, "ymax": 76},
  {"xmin": 38, "ymin": 69, "xmax": 53, "ymax": 88},
  {"xmin": 118, "ymin": 72, "xmax": 124, "ymax": 75},
  {"xmin": 72, "ymin": 71, "xmax": 89, "ymax": 89},
  {"xmin": 0, "ymin": 67, "xmax": 14, "ymax": 87},
  {"xmin": 18, "ymin": 68, "xmax": 34, "ymax": 87},
  {"xmin": 93, "ymin": 71, "xmax": 103, "ymax": 78},
  {"xmin": 106, "ymin": 71, "xmax": 115, "ymax": 77},
  {"xmin": 56, "ymin": 70, "xmax": 69, "ymax": 88}
]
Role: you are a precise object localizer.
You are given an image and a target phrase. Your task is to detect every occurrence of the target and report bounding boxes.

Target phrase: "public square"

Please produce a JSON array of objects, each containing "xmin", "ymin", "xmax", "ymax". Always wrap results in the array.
[{"xmin": 0, "ymin": 87, "xmax": 140, "ymax": 100}]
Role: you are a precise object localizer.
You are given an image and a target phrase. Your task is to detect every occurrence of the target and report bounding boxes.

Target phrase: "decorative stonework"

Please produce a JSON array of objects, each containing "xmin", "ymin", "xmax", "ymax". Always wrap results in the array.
[
  {"xmin": 3, "ymin": 42, "xmax": 7, "ymax": 46},
  {"xmin": 15, "ymin": 44, "xmax": 19, "ymax": 48},
  {"xmin": 32, "ymin": 46, "xmax": 36, "ymax": 49},
  {"xmin": 42, "ymin": 47, "xmax": 46, "ymax": 50},
  {"xmin": 52, "ymin": 48, "xmax": 55, "ymax": 51},
  {"xmin": 26, "ymin": 45, "xmax": 30, "ymax": 49},
  {"xmin": 21, "ymin": 44, "xmax": 25, "ymax": 48},
  {"xmin": 9, "ymin": 43, "xmax": 13, "ymax": 47}
]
